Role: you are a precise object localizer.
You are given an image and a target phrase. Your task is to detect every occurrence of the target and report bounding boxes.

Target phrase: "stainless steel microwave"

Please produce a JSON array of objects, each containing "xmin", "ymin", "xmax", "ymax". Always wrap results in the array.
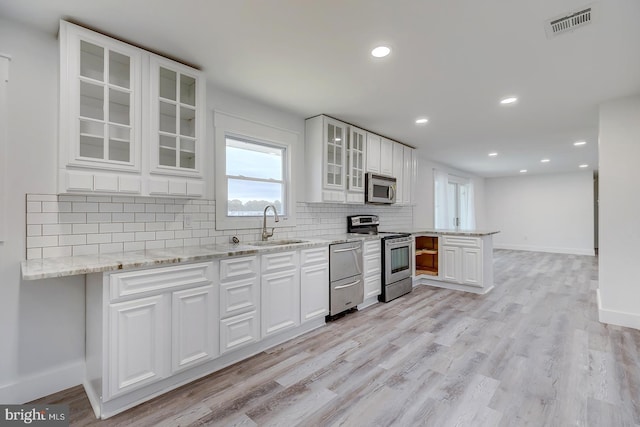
[{"xmin": 365, "ymin": 173, "xmax": 397, "ymax": 204}]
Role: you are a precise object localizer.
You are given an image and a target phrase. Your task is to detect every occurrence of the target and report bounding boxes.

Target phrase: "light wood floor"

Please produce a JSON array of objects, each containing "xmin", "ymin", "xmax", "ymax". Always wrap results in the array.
[{"xmin": 31, "ymin": 249, "xmax": 640, "ymax": 426}]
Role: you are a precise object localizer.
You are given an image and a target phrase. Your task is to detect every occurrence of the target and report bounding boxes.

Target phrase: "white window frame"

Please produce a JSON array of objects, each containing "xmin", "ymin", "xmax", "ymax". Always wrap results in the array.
[
  {"xmin": 214, "ymin": 111, "xmax": 297, "ymax": 231},
  {"xmin": 0, "ymin": 54, "xmax": 10, "ymax": 242}
]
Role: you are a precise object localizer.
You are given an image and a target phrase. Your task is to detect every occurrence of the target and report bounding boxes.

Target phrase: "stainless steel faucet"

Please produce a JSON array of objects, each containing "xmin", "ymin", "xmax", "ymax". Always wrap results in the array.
[{"xmin": 262, "ymin": 204, "xmax": 280, "ymax": 241}]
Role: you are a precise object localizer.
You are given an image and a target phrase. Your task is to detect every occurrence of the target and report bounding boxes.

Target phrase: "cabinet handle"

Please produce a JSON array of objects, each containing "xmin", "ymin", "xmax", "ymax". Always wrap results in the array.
[
  {"xmin": 333, "ymin": 247, "xmax": 358, "ymax": 253},
  {"xmin": 335, "ymin": 280, "xmax": 361, "ymax": 290}
]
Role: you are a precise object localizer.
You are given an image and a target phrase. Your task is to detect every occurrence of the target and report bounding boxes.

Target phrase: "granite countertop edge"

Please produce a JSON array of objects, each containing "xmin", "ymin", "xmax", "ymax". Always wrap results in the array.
[
  {"xmin": 21, "ymin": 233, "xmax": 380, "ymax": 281},
  {"xmin": 395, "ymin": 229, "xmax": 500, "ymax": 237}
]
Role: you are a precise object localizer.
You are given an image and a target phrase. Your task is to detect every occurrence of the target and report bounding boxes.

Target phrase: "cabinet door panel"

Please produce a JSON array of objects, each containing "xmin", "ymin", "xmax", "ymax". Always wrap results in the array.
[
  {"xmin": 108, "ymin": 295, "xmax": 167, "ymax": 398},
  {"xmin": 172, "ymin": 285, "xmax": 216, "ymax": 373},
  {"xmin": 461, "ymin": 247, "xmax": 483, "ymax": 287},
  {"xmin": 220, "ymin": 311, "xmax": 259, "ymax": 354},
  {"xmin": 220, "ymin": 256, "xmax": 258, "ymax": 281},
  {"xmin": 301, "ymin": 263, "xmax": 329, "ymax": 322},
  {"xmin": 262, "ymin": 269, "xmax": 300, "ymax": 336},
  {"xmin": 364, "ymin": 274, "xmax": 382, "ymax": 298},
  {"xmin": 366, "ymin": 133, "xmax": 381, "ymax": 173},
  {"xmin": 442, "ymin": 246, "xmax": 461, "ymax": 283},
  {"xmin": 219, "ymin": 277, "xmax": 259, "ymax": 318},
  {"xmin": 380, "ymin": 138, "xmax": 394, "ymax": 176}
]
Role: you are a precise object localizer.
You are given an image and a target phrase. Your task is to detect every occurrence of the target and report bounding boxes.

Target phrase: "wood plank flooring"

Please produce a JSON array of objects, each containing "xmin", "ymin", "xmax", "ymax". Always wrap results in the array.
[{"xmin": 30, "ymin": 249, "xmax": 640, "ymax": 426}]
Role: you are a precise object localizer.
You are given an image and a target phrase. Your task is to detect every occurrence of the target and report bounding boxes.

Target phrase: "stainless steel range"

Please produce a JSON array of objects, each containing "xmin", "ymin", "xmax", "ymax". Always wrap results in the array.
[{"xmin": 347, "ymin": 215, "xmax": 413, "ymax": 302}]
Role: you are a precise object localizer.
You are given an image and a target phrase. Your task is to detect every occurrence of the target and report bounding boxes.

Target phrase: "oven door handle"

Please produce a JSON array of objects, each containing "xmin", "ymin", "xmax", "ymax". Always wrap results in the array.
[{"xmin": 335, "ymin": 279, "xmax": 361, "ymax": 290}]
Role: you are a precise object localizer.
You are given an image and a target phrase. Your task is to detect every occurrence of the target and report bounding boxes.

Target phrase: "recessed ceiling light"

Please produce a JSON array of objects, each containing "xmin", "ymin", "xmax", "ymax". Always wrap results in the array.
[
  {"xmin": 500, "ymin": 96, "xmax": 518, "ymax": 105},
  {"xmin": 488, "ymin": 152, "xmax": 498, "ymax": 157},
  {"xmin": 541, "ymin": 158, "xmax": 550, "ymax": 163},
  {"xmin": 520, "ymin": 169, "xmax": 528, "ymax": 173},
  {"xmin": 371, "ymin": 46, "xmax": 391, "ymax": 58},
  {"xmin": 579, "ymin": 164, "xmax": 589, "ymax": 168},
  {"xmin": 574, "ymin": 141, "xmax": 587, "ymax": 146},
  {"xmin": 415, "ymin": 118, "xmax": 428, "ymax": 124}
]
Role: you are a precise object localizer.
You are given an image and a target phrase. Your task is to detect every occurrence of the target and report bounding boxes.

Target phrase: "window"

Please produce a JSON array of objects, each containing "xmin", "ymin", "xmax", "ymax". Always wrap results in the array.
[
  {"xmin": 214, "ymin": 111, "xmax": 297, "ymax": 231},
  {"xmin": 434, "ymin": 169, "xmax": 476, "ymax": 230},
  {"xmin": 226, "ymin": 137, "xmax": 286, "ymax": 216}
]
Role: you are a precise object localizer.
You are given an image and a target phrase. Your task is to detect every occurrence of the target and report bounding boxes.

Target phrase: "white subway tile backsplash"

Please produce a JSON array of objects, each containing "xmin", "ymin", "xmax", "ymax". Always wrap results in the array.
[
  {"xmin": 123, "ymin": 223, "xmax": 145, "ymax": 232},
  {"xmin": 123, "ymin": 241, "xmax": 145, "ymax": 251},
  {"xmin": 42, "ymin": 246, "xmax": 72, "ymax": 258},
  {"xmin": 86, "ymin": 233, "xmax": 111, "ymax": 244},
  {"xmin": 59, "ymin": 234, "xmax": 87, "ymax": 246},
  {"xmin": 72, "ymin": 223, "xmax": 99, "ymax": 234},
  {"xmin": 27, "ymin": 225, "xmax": 42, "ymax": 237},
  {"xmin": 72, "ymin": 245, "xmax": 99, "ymax": 256},
  {"xmin": 26, "ymin": 195, "xmax": 414, "ymax": 260},
  {"xmin": 87, "ymin": 213, "xmax": 112, "ymax": 223},
  {"xmin": 27, "ymin": 202, "xmax": 42, "ymax": 213}
]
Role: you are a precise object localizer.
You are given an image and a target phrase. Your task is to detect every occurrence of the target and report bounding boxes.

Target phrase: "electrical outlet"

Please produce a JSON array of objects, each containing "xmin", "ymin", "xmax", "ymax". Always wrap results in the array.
[{"xmin": 184, "ymin": 214, "xmax": 193, "ymax": 228}]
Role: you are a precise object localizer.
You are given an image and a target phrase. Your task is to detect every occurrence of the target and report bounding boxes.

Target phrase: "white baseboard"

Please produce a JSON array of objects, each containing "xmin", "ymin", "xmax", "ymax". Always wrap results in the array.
[
  {"xmin": 494, "ymin": 243, "xmax": 595, "ymax": 256},
  {"xmin": 597, "ymin": 289, "xmax": 640, "ymax": 330},
  {"xmin": 0, "ymin": 360, "xmax": 84, "ymax": 404}
]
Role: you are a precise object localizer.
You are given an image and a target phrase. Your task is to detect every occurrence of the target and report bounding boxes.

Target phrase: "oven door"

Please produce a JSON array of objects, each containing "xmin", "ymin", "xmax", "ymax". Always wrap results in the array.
[{"xmin": 384, "ymin": 238, "xmax": 412, "ymax": 284}]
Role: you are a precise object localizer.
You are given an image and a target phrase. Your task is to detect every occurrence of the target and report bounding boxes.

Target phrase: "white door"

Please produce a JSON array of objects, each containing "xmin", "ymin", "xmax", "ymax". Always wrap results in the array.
[
  {"xmin": 366, "ymin": 133, "xmax": 381, "ymax": 173},
  {"xmin": 392, "ymin": 142, "xmax": 404, "ymax": 205},
  {"xmin": 262, "ymin": 269, "xmax": 300, "ymax": 337},
  {"xmin": 461, "ymin": 247, "xmax": 483, "ymax": 287},
  {"xmin": 441, "ymin": 246, "xmax": 461, "ymax": 283},
  {"xmin": 171, "ymin": 285, "xmax": 216, "ymax": 373},
  {"xmin": 380, "ymin": 138, "xmax": 393, "ymax": 176},
  {"xmin": 108, "ymin": 295, "xmax": 168, "ymax": 398},
  {"xmin": 300, "ymin": 263, "xmax": 329, "ymax": 322}
]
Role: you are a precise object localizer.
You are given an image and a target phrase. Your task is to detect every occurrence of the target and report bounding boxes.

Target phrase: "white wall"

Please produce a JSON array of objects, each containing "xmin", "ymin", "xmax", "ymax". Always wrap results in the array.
[
  {"xmin": 413, "ymin": 151, "xmax": 486, "ymax": 230},
  {"xmin": 0, "ymin": 18, "xmax": 86, "ymax": 403},
  {"xmin": 598, "ymin": 94, "xmax": 640, "ymax": 330},
  {"xmin": 485, "ymin": 172, "xmax": 594, "ymax": 255}
]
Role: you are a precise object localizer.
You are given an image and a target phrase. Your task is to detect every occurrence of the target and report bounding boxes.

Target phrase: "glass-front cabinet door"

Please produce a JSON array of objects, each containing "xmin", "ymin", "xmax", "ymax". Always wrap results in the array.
[
  {"xmin": 324, "ymin": 117, "xmax": 346, "ymax": 190},
  {"xmin": 348, "ymin": 127, "xmax": 365, "ymax": 192},
  {"xmin": 150, "ymin": 56, "xmax": 204, "ymax": 177},
  {"xmin": 60, "ymin": 21, "xmax": 142, "ymax": 171}
]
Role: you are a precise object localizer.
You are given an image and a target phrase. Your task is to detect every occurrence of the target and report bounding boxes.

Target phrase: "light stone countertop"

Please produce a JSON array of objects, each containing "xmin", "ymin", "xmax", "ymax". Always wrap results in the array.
[{"xmin": 21, "ymin": 233, "xmax": 380, "ymax": 281}]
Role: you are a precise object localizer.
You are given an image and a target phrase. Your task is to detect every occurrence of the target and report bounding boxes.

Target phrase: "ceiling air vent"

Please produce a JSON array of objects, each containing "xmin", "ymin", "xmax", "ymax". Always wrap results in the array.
[{"xmin": 545, "ymin": 5, "xmax": 594, "ymax": 38}]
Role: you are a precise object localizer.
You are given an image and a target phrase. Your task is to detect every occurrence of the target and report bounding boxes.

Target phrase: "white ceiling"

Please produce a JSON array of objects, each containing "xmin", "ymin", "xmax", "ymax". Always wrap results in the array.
[{"xmin": 1, "ymin": 0, "xmax": 639, "ymax": 177}]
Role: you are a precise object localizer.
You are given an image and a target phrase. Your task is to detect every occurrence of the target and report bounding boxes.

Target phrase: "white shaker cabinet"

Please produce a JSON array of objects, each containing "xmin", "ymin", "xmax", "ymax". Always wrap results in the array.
[
  {"xmin": 392, "ymin": 142, "xmax": 405, "ymax": 205},
  {"xmin": 59, "ymin": 21, "xmax": 143, "ymax": 194},
  {"xmin": 362, "ymin": 240, "xmax": 382, "ymax": 300},
  {"xmin": 366, "ymin": 133, "xmax": 393, "ymax": 175},
  {"xmin": 441, "ymin": 236, "xmax": 483, "ymax": 288},
  {"xmin": 107, "ymin": 294, "xmax": 168, "ymax": 398},
  {"xmin": 261, "ymin": 251, "xmax": 300, "ymax": 337},
  {"xmin": 58, "ymin": 20, "xmax": 206, "ymax": 197},
  {"xmin": 346, "ymin": 126, "xmax": 366, "ymax": 204},
  {"xmin": 300, "ymin": 247, "xmax": 329, "ymax": 322},
  {"xmin": 305, "ymin": 115, "xmax": 348, "ymax": 203}
]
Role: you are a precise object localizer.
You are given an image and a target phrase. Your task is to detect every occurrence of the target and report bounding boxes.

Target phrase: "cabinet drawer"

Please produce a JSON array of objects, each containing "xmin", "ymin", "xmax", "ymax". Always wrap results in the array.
[
  {"xmin": 363, "ymin": 240, "xmax": 381, "ymax": 256},
  {"xmin": 220, "ymin": 256, "xmax": 258, "ymax": 282},
  {"xmin": 219, "ymin": 278, "xmax": 259, "ymax": 319},
  {"xmin": 300, "ymin": 247, "xmax": 328, "ymax": 266},
  {"xmin": 110, "ymin": 262, "xmax": 213, "ymax": 301},
  {"xmin": 441, "ymin": 236, "xmax": 481, "ymax": 248},
  {"xmin": 363, "ymin": 253, "xmax": 381, "ymax": 276},
  {"xmin": 220, "ymin": 310, "xmax": 259, "ymax": 354},
  {"xmin": 261, "ymin": 251, "xmax": 298, "ymax": 273}
]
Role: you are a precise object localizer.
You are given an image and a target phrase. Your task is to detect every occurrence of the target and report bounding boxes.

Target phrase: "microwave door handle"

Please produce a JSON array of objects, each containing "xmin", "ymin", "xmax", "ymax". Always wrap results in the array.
[{"xmin": 389, "ymin": 186, "xmax": 395, "ymax": 201}]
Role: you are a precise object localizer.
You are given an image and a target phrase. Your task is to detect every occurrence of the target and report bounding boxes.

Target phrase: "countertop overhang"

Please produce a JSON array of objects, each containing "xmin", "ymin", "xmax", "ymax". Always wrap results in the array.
[{"xmin": 384, "ymin": 229, "xmax": 500, "ymax": 237}]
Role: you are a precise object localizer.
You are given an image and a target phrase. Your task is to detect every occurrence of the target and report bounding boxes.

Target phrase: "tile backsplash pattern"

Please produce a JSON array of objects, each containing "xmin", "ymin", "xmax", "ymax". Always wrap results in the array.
[{"xmin": 26, "ymin": 194, "xmax": 413, "ymax": 259}]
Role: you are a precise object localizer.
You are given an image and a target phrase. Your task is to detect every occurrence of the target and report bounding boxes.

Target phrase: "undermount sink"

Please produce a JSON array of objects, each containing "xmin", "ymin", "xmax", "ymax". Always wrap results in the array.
[{"xmin": 248, "ymin": 239, "xmax": 308, "ymax": 247}]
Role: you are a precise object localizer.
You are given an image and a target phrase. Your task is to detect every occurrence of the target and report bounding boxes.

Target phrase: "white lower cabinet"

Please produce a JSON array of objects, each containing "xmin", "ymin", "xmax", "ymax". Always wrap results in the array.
[
  {"xmin": 363, "ymin": 240, "xmax": 382, "ymax": 299},
  {"xmin": 262, "ymin": 269, "xmax": 300, "ymax": 337},
  {"xmin": 108, "ymin": 294, "xmax": 169, "ymax": 399},
  {"xmin": 85, "ymin": 245, "xmax": 331, "ymax": 420},
  {"xmin": 441, "ymin": 237, "xmax": 483, "ymax": 287},
  {"xmin": 219, "ymin": 255, "xmax": 260, "ymax": 354},
  {"xmin": 171, "ymin": 285, "xmax": 216, "ymax": 373}
]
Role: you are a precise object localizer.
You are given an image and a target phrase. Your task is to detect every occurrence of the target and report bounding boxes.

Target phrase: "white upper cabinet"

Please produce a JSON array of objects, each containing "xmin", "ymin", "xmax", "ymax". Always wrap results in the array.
[
  {"xmin": 393, "ymin": 142, "xmax": 415, "ymax": 206},
  {"xmin": 366, "ymin": 134, "xmax": 393, "ymax": 177},
  {"xmin": 149, "ymin": 56, "xmax": 205, "ymax": 178},
  {"xmin": 346, "ymin": 126, "xmax": 366, "ymax": 203},
  {"xmin": 380, "ymin": 138, "xmax": 394, "ymax": 176},
  {"xmin": 366, "ymin": 132, "xmax": 381, "ymax": 174},
  {"xmin": 58, "ymin": 21, "xmax": 206, "ymax": 197},
  {"xmin": 305, "ymin": 115, "xmax": 348, "ymax": 203}
]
